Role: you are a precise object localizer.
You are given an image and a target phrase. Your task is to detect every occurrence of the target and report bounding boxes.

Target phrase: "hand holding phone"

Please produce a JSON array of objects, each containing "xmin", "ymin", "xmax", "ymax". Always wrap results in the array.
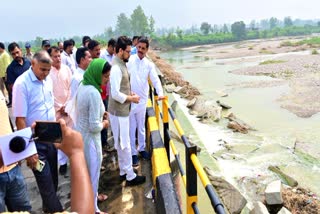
[{"xmin": 35, "ymin": 160, "xmax": 45, "ymax": 172}]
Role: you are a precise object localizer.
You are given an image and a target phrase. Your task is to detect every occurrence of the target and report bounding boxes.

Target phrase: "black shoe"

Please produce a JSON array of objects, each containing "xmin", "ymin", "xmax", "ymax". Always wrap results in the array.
[
  {"xmin": 126, "ymin": 175, "xmax": 146, "ymax": 186},
  {"xmin": 139, "ymin": 151, "xmax": 150, "ymax": 160},
  {"xmin": 59, "ymin": 164, "xmax": 67, "ymax": 175},
  {"xmin": 119, "ymin": 169, "xmax": 138, "ymax": 181},
  {"xmin": 6, "ymin": 102, "xmax": 12, "ymax": 108},
  {"xmin": 132, "ymin": 155, "xmax": 139, "ymax": 167}
]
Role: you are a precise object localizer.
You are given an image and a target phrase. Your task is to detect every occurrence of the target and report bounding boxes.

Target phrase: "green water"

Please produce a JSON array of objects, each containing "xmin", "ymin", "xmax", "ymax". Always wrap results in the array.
[{"xmin": 158, "ymin": 49, "xmax": 320, "ymax": 202}]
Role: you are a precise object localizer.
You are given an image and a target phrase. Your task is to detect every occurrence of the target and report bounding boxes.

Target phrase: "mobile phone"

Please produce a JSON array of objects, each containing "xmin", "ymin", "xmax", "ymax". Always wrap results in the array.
[
  {"xmin": 35, "ymin": 160, "xmax": 45, "ymax": 172},
  {"xmin": 34, "ymin": 121, "xmax": 62, "ymax": 143}
]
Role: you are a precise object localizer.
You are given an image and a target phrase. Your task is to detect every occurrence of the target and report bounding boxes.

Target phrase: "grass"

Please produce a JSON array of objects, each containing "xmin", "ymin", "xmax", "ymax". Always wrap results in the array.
[
  {"xmin": 259, "ymin": 48, "xmax": 275, "ymax": 54},
  {"xmin": 259, "ymin": 60, "xmax": 286, "ymax": 65},
  {"xmin": 311, "ymin": 49, "xmax": 319, "ymax": 55}
]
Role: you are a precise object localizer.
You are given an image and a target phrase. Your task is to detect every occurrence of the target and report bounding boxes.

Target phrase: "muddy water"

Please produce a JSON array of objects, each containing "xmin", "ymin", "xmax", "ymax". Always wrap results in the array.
[{"xmin": 158, "ymin": 48, "xmax": 320, "ymax": 203}]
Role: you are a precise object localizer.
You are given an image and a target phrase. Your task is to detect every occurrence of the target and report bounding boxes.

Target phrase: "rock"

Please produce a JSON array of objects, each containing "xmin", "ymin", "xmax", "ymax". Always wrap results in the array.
[
  {"xmin": 277, "ymin": 207, "xmax": 292, "ymax": 214},
  {"xmin": 227, "ymin": 121, "xmax": 249, "ymax": 134},
  {"xmin": 268, "ymin": 166, "xmax": 298, "ymax": 187},
  {"xmin": 251, "ymin": 202, "xmax": 269, "ymax": 214},
  {"xmin": 226, "ymin": 113, "xmax": 255, "ymax": 131},
  {"xmin": 216, "ymin": 90, "xmax": 228, "ymax": 97},
  {"xmin": 171, "ymin": 100, "xmax": 178, "ymax": 112},
  {"xmin": 204, "ymin": 166, "xmax": 247, "ymax": 214},
  {"xmin": 164, "ymin": 84, "xmax": 176, "ymax": 93},
  {"xmin": 187, "ymin": 97, "xmax": 197, "ymax": 108},
  {"xmin": 196, "ymin": 112, "xmax": 209, "ymax": 119},
  {"xmin": 265, "ymin": 180, "xmax": 283, "ymax": 205},
  {"xmin": 188, "ymin": 109, "xmax": 198, "ymax": 115},
  {"xmin": 216, "ymin": 100, "xmax": 232, "ymax": 109},
  {"xmin": 240, "ymin": 202, "xmax": 254, "ymax": 214},
  {"xmin": 174, "ymin": 85, "xmax": 188, "ymax": 95}
]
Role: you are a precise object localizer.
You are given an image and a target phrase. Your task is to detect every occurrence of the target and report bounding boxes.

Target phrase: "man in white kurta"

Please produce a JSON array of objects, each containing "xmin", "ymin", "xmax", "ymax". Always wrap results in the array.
[
  {"xmin": 61, "ymin": 40, "xmax": 77, "ymax": 74},
  {"xmin": 48, "ymin": 47, "xmax": 72, "ymax": 175},
  {"xmin": 127, "ymin": 37, "xmax": 164, "ymax": 166},
  {"xmin": 70, "ymin": 47, "xmax": 92, "ymax": 99},
  {"xmin": 108, "ymin": 36, "xmax": 145, "ymax": 186}
]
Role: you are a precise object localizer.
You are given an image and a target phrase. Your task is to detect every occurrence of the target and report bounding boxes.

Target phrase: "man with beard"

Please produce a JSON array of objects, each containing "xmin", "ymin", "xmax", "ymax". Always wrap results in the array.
[
  {"xmin": 48, "ymin": 46, "xmax": 73, "ymax": 175},
  {"xmin": 108, "ymin": 36, "xmax": 146, "ymax": 186},
  {"xmin": 6, "ymin": 42, "xmax": 31, "ymax": 107},
  {"xmin": 127, "ymin": 37, "xmax": 164, "ymax": 166},
  {"xmin": 88, "ymin": 40, "xmax": 101, "ymax": 59},
  {"xmin": 61, "ymin": 40, "xmax": 77, "ymax": 74}
]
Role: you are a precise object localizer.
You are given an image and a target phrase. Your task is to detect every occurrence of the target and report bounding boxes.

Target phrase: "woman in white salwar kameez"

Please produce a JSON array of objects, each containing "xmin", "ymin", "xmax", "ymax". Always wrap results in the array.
[{"xmin": 74, "ymin": 58, "xmax": 111, "ymax": 214}]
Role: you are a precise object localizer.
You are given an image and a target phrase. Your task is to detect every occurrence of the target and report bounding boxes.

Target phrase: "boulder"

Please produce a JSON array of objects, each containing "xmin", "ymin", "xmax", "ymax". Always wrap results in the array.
[
  {"xmin": 277, "ymin": 207, "xmax": 291, "ymax": 214},
  {"xmin": 164, "ymin": 84, "xmax": 176, "ymax": 93},
  {"xmin": 265, "ymin": 180, "xmax": 283, "ymax": 205},
  {"xmin": 187, "ymin": 97, "xmax": 197, "ymax": 108},
  {"xmin": 204, "ymin": 166, "xmax": 247, "ymax": 214},
  {"xmin": 251, "ymin": 202, "xmax": 269, "ymax": 214},
  {"xmin": 268, "ymin": 166, "xmax": 298, "ymax": 187},
  {"xmin": 240, "ymin": 202, "xmax": 254, "ymax": 214},
  {"xmin": 227, "ymin": 121, "xmax": 249, "ymax": 134},
  {"xmin": 216, "ymin": 100, "xmax": 232, "ymax": 109}
]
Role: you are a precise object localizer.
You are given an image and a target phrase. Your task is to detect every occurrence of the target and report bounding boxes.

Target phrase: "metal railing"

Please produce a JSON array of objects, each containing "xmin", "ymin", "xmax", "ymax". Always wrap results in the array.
[{"xmin": 146, "ymin": 89, "xmax": 225, "ymax": 214}]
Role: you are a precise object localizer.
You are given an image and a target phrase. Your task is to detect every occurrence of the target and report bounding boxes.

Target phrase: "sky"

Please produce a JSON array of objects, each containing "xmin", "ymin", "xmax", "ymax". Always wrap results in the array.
[{"xmin": 1, "ymin": 0, "xmax": 319, "ymax": 42}]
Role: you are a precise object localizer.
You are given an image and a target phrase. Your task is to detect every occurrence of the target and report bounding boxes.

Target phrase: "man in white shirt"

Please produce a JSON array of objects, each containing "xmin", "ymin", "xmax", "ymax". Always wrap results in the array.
[
  {"xmin": 70, "ymin": 47, "xmax": 92, "ymax": 99},
  {"xmin": 100, "ymin": 38, "xmax": 115, "ymax": 64},
  {"xmin": 48, "ymin": 46, "xmax": 73, "ymax": 175},
  {"xmin": 61, "ymin": 40, "xmax": 77, "ymax": 74},
  {"xmin": 127, "ymin": 37, "xmax": 164, "ymax": 166},
  {"xmin": 12, "ymin": 51, "xmax": 63, "ymax": 213}
]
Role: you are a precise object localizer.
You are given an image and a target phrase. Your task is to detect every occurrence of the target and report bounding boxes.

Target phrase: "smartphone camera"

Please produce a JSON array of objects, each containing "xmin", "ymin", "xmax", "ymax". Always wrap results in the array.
[{"xmin": 34, "ymin": 121, "xmax": 62, "ymax": 143}]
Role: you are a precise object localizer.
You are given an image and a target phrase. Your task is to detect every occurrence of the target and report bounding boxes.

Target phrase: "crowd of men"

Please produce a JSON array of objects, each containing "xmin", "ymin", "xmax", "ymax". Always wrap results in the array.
[{"xmin": 0, "ymin": 35, "xmax": 164, "ymax": 213}]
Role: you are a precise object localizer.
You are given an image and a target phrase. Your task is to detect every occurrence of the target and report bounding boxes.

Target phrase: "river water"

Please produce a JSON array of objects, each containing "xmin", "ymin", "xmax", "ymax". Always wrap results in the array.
[{"xmin": 158, "ymin": 47, "xmax": 320, "ymax": 202}]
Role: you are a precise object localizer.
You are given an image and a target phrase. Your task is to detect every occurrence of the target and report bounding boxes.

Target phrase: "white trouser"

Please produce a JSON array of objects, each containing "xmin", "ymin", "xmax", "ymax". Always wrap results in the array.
[
  {"xmin": 129, "ymin": 106, "xmax": 147, "ymax": 156},
  {"xmin": 88, "ymin": 138, "xmax": 102, "ymax": 212},
  {"xmin": 109, "ymin": 114, "xmax": 136, "ymax": 181}
]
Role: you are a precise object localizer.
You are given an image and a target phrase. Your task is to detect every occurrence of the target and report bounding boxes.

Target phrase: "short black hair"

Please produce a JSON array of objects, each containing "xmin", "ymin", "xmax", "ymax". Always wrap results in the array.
[
  {"xmin": 0, "ymin": 42, "xmax": 5, "ymax": 50},
  {"xmin": 63, "ymin": 40, "xmax": 73, "ymax": 51},
  {"xmin": 47, "ymin": 46, "xmax": 60, "ymax": 56},
  {"xmin": 8, "ymin": 42, "xmax": 20, "ymax": 52},
  {"xmin": 70, "ymin": 39, "xmax": 75, "ymax": 46},
  {"xmin": 102, "ymin": 61, "xmax": 112, "ymax": 74},
  {"xmin": 115, "ymin": 36, "xmax": 132, "ymax": 53},
  {"xmin": 88, "ymin": 40, "xmax": 100, "ymax": 50},
  {"xmin": 107, "ymin": 38, "xmax": 116, "ymax": 47},
  {"xmin": 82, "ymin": 36, "xmax": 91, "ymax": 46},
  {"xmin": 132, "ymin": 36, "xmax": 140, "ymax": 41},
  {"xmin": 76, "ymin": 47, "xmax": 89, "ymax": 64},
  {"xmin": 138, "ymin": 37, "xmax": 149, "ymax": 48}
]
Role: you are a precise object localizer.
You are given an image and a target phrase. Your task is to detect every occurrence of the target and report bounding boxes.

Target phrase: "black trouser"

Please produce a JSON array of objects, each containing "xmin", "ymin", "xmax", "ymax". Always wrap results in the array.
[
  {"xmin": 33, "ymin": 143, "xmax": 63, "ymax": 213},
  {"xmin": 101, "ymin": 98, "xmax": 108, "ymax": 147}
]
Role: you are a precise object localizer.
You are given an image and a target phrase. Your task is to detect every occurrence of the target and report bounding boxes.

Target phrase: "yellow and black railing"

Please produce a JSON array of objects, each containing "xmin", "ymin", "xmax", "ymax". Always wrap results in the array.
[{"xmin": 146, "ymin": 88, "xmax": 225, "ymax": 214}]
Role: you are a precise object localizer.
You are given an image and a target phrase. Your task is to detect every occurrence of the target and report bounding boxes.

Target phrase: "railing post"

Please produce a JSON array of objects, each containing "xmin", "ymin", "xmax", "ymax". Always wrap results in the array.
[
  {"xmin": 162, "ymin": 96, "xmax": 170, "ymax": 162},
  {"xmin": 186, "ymin": 145, "xmax": 197, "ymax": 214}
]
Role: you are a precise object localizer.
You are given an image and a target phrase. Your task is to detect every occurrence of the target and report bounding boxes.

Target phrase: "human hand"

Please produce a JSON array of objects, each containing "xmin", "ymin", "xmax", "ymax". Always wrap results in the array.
[
  {"xmin": 53, "ymin": 119, "xmax": 84, "ymax": 159},
  {"xmin": 26, "ymin": 154, "xmax": 39, "ymax": 170},
  {"xmin": 157, "ymin": 96, "xmax": 166, "ymax": 101},
  {"xmin": 131, "ymin": 92, "xmax": 140, "ymax": 104},
  {"xmin": 102, "ymin": 120, "xmax": 109, "ymax": 129},
  {"xmin": 103, "ymin": 111, "xmax": 109, "ymax": 120}
]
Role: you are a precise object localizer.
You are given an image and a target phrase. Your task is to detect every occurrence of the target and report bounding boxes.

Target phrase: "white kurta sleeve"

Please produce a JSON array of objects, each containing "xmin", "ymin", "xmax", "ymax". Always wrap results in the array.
[
  {"xmin": 88, "ymin": 89, "xmax": 103, "ymax": 133},
  {"xmin": 149, "ymin": 62, "xmax": 163, "ymax": 97},
  {"xmin": 110, "ymin": 65, "xmax": 127, "ymax": 104}
]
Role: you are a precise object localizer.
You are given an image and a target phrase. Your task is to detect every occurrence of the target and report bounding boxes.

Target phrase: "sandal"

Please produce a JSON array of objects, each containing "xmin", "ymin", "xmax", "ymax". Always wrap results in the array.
[{"xmin": 97, "ymin": 193, "xmax": 108, "ymax": 202}]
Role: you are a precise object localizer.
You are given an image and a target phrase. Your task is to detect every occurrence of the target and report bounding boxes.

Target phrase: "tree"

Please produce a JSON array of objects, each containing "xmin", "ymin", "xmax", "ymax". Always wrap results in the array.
[
  {"xmin": 104, "ymin": 27, "xmax": 114, "ymax": 39},
  {"xmin": 149, "ymin": 15, "xmax": 155, "ymax": 34},
  {"xmin": 200, "ymin": 22, "xmax": 211, "ymax": 35},
  {"xmin": 231, "ymin": 21, "xmax": 246, "ymax": 40},
  {"xmin": 284, "ymin": 16, "xmax": 293, "ymax": 27},
  {"xmin": 222, "ymin": 24, "xmax": 229, "ymax": 33},
  {"xmin": 130, "ymin": 5, "xmax": 149, "ymax": 36},
  {"xmin": 176, "ymin": 27, "xmax": 183, "ymax": 39},
  {"xmin": 115, "ymin": 13, "xmax": 132, "ymax": 36},
  {"xmin": 269, "ymin": 17, "xmax": 278, "ymax": 29},
  {"xmin": 250, "ymin": 20, "xmax": 256, "ymax": 30},
  {"xmin": 260, "ymin": 19, "xmax": 270, "ymax": 30}
]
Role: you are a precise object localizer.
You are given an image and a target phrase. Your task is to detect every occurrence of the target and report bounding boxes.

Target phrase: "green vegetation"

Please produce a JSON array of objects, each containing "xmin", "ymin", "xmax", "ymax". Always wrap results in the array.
[
  {"xmin": 259, "ymin": 60, "xmax": 286, "ymax": 65},
  {"xmin": 311, "ymin": 49, "xmax": 319, "ymax": 54},
  {"xmin": 5, "ymin": 6, "xmax": 320, "ymax": 51},
  {"xmin": 259, "ymin": 48, "xmax": 275, "ymax": 54}
]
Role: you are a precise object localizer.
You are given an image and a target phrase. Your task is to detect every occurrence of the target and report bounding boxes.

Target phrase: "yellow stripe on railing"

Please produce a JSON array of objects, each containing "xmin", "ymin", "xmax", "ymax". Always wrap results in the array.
[{"xmin": 190, "ymin": 154, "xmax": 211, "ymax": 187}]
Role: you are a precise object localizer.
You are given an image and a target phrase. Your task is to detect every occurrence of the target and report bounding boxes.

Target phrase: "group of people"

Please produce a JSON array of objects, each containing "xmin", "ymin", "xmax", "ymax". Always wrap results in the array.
[{"xmin": 0, "ymin": 34, "xmax": 164, "ymax": 213}]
